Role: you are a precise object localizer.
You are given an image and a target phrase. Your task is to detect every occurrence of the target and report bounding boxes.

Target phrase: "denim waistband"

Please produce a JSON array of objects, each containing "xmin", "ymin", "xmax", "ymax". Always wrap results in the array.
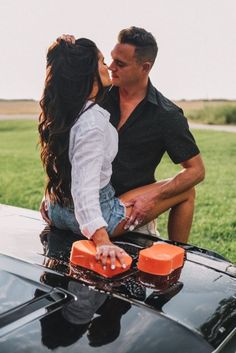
[{"xmin": 99, "ymin": 182, "xmax": 115, "ymax": 202}]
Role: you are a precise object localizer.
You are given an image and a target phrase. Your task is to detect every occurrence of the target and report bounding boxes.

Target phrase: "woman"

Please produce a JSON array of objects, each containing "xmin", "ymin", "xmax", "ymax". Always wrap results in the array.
[{"xmin": 39, "ymin": 37, "xmax": 181, "ymax": 269}]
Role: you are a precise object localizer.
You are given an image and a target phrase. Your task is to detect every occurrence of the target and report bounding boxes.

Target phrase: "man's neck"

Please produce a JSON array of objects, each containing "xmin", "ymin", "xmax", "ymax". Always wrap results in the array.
[{"xmin": 119, "ymin": 78, "xmax": 149, "ymax": 102}]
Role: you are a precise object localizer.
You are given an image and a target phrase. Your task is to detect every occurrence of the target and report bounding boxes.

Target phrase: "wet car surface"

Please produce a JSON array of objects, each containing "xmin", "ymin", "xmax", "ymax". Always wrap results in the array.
[{"xmin": 0, "ymin": 204, "xmax": 235, "ymax": 353}]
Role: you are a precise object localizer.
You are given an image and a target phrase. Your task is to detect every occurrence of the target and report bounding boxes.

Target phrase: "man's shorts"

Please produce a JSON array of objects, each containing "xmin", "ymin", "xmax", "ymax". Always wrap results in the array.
[{"xmin": 134, "ymin": 219, "xmax": 160, "ymax": 237}]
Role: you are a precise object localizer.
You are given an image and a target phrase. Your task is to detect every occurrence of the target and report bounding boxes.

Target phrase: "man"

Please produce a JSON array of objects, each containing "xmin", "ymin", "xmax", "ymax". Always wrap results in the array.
[{"xmin": 41, "ymin": 27, "xmax": 205, "ymax": 243}]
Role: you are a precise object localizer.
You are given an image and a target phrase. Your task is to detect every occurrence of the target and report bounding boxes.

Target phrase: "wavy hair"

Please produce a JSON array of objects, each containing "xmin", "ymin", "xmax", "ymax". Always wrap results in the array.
[{"xmin": 39, "ymin": 38, "xmax": 104, "ymax": 205}]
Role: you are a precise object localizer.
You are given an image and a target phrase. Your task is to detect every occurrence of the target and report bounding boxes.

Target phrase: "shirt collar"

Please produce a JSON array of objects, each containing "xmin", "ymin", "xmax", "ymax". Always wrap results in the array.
[
  {"xmin": 108, "ymin": 79, "xmax": 158, "ymax": 106},
  {"xmin": 146, "ymin": 79, "xmax": 159, "ymax": 106}
]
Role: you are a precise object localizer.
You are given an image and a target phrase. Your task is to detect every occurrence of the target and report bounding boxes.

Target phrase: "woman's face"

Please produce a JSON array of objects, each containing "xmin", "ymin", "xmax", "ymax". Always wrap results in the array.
[{"xmin": 98, "ymin": 52, "xmax": 111, "ymax": 87}]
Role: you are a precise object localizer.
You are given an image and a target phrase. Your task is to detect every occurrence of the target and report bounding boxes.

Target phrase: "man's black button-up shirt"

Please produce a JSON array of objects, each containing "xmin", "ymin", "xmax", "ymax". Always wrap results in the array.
[{"xmin": 102, "ymin": 81, "xmax": 200, "ymax": 196}]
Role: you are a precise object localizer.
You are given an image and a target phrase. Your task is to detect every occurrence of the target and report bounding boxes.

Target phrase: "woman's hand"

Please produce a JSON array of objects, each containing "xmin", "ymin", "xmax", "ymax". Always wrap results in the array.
[
  {"xmin": 92, "ymin": 228, "xmax": 128, "ymax": 270},
  {"xmin": 39, "ymin": 196, "xmax": 51, "ymax": 225},
  {"xmin": 56, "ymin": 34, "xmax": 76, "ymax": 44},
  {"xmin": 96, "ymin": 243, "xmax": 128, "ymax": 270}
]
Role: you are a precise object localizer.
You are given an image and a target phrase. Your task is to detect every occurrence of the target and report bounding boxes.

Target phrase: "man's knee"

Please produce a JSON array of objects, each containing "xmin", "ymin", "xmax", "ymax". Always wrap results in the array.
[
  {"xmin": 169, "ymin": 187, "xmax": 195, "ymax": 212},
  {"xmin": 189, "ymin": 187, "xmax": 196, "ymax": 200}
]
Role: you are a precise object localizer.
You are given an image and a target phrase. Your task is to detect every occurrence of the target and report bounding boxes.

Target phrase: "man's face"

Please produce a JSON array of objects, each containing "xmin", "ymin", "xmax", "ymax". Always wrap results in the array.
[{"xmin": 109, "ymin": 44, "xmax": 144, "ymax": 88}]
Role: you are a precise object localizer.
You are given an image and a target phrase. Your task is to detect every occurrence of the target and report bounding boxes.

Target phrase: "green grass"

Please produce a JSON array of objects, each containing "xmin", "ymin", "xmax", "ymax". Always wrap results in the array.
[
  {"xmin": 0, "ymin": 120, "xmax": 44, "ymax": 209},
  {"xmin": 187, "ymin": 104, "xmax": 236, "ymax": 125},
  {"xmin": 0, "ymin": 120, "xmax": 235, "ymax": 263},
  {"xmin": 156, "ymin": 131, "xmax": 236, "ymax": 263}
]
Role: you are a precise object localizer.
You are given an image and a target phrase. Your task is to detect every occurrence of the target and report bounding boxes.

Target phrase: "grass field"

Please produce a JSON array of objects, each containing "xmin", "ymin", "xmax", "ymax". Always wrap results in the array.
[
  {"xmin": 177, "ymin": 99, "xmax": 236, "ymax": 112},
  {"xmin": 1, "ymin": 99, "xmax": 236, "ymax": 122},
  {"xmin": 0, "ymin": 100, "xmax": 40, "ymax": 115},
  {"xmin": 0, "ymin": 119, "xmax": 235, "ymax": 263}
]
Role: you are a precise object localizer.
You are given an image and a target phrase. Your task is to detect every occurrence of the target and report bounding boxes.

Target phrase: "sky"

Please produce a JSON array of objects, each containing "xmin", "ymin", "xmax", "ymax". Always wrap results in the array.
[{"xmin": 0, "ymin": 0, "xmax": 236, "ymax": 101}]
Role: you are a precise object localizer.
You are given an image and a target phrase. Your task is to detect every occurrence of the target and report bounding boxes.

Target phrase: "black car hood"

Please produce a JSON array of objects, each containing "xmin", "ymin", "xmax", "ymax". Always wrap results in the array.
[{"xmin": 0, "ymin": 204, "xmax": 235, "ymax": 353}]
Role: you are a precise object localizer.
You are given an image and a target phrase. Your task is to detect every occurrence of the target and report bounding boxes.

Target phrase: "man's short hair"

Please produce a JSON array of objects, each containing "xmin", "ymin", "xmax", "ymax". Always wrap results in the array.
[{"xmin": 118, "ymin": 26, "xmax": 158, "ymax": 65}]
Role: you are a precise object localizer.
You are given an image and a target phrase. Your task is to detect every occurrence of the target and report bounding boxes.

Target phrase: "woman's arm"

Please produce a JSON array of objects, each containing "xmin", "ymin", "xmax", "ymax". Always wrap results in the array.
[
  {"xmin": 70, "ymin": 121, "xmax": 108, "ymax": 237},
  {"xmin": 70, "ymin": 112, "xmax": 127, "ymax": 268}
]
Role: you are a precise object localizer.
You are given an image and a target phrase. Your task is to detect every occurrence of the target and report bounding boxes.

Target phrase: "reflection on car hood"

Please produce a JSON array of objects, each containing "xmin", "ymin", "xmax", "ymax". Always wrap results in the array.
[{"xmin": 0, "ymin": 204, "xmax": 235, "ymax": 353}]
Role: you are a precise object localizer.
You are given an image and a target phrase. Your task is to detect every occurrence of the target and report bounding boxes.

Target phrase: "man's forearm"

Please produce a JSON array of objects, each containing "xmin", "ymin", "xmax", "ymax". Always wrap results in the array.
[
  {"xmin": 155, "ymin": 169, "xmax": 203, "ymax": 201},
  {"xmin": 154, "ymin": 155, "xmax": 205, "ymax": 201}
]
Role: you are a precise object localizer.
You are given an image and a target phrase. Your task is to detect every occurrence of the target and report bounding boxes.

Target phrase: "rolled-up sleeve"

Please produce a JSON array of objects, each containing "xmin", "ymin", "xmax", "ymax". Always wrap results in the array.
[{"xmin": 70, "ymin": 122, "xmax": 108, "ymax": 238}]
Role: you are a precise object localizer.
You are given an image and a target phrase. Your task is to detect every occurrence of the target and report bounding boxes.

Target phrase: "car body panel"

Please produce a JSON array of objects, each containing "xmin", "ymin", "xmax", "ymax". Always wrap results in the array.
[{"xmin": 0, "ymin": 204, "xmax": 235, "ymax": 352}]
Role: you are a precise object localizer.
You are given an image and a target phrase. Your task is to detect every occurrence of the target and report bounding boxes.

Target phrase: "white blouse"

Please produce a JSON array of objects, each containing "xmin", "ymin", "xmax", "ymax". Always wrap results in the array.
[{"xmin": 69, "ymin": 101, "xmax": 118, "ymax": 238}]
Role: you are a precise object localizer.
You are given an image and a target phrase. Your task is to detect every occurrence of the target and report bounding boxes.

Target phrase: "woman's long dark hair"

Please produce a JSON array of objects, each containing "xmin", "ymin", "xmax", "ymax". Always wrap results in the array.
[{"xmin": 39, "ymin": 38, "xmax": 105, "ymax": 205}]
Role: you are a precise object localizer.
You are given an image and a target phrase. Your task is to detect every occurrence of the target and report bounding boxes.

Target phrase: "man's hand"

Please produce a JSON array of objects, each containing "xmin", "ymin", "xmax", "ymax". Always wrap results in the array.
[
  {"xmin": 124, "ymin": 192, "xmax": 156, "ymax": 231},
  {"xmin": 39, "ymin": 198, "xmax": 51, "ymax": 225}
]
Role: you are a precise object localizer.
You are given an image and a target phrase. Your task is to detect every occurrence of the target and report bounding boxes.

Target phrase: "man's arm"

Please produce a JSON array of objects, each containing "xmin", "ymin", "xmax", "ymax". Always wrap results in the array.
[
  {"xmin": 155, "ymin": 154, "xmax": 205, "ymax": 200},
  {"xmin": 124, "ymin": 153, "xmax": 205, "ymax": 229}
]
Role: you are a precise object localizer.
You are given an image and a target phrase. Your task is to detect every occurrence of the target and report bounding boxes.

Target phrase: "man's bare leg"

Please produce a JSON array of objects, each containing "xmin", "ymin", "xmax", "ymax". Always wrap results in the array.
[{"xmin": 167, "ymin": 187, "xmax": 195, "ymax": 242}]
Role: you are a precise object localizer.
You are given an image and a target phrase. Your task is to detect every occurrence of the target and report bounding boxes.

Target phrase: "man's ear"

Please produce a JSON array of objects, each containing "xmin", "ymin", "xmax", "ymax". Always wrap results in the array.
[{"xmin": 142, "ymin": 62, "xmax": 152, "ymax": 73}]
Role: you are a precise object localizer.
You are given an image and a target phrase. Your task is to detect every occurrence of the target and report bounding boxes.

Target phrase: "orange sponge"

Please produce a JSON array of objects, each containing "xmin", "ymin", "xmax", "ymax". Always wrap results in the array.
[
  {"xmin": 137, "ymin": 243, "xmax": 185, "ymax": 276},
  {"xmin": 70, "ymin": 240, "xmax": 132, "ymax": 278}
]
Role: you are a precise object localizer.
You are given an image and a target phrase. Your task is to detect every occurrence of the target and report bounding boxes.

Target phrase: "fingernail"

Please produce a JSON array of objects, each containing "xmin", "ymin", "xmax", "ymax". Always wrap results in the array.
[
  {"xmin": 111, "ymin": 264, "xmax": 115, "ymax": 270},
  {"xmin": 124, "ymin": 225, "xmax": 129, "ymax": 230},
  {"xmin": 122, "ymin": 264, "xmax": 127, "ymax": 269},
  {"xmin": 103, "ymin": 266, "xmax": 106, "ymax": 270},
  {"xmin": 129, "ymin": 225, "xmax": 135, "ymax": 231}
]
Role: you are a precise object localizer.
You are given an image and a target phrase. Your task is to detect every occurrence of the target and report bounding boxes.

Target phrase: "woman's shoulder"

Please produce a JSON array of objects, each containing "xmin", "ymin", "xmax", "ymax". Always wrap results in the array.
[
  {"xmin": 89, "ymin": 102, "xmax": 110, "ymax": 119},
  {"xmin": 81, "ymin": 101, "xmax": 110, "ymax": 122},
  {"xmin": 72, "ymin": 102, "xmax": 110, "ymax": 133}
]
